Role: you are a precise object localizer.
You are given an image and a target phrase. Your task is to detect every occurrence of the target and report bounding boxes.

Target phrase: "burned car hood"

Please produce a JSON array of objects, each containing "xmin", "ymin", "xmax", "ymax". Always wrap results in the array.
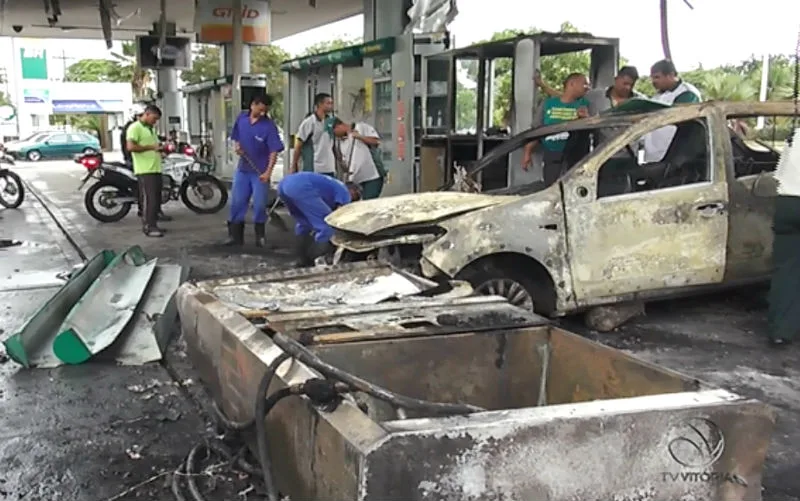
[{"xmin": 327, "ymin": 192, "xmax": 517, "ymax": 236}]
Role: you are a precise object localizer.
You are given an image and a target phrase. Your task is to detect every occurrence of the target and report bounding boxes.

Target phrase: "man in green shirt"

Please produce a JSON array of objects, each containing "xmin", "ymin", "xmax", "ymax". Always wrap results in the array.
[
  {"xmin": 522, "ymin": 73, "xmax": 590, "ymax": 185},
  {"xmin": 126, "ymin": 104, "xmax": 166, "ymax": 237}
]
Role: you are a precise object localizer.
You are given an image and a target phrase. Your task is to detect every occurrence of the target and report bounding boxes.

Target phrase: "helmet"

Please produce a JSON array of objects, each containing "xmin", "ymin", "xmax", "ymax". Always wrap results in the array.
[{"xmin": 130, "ymin": 103, "xmax": 146, "ymax": 118}]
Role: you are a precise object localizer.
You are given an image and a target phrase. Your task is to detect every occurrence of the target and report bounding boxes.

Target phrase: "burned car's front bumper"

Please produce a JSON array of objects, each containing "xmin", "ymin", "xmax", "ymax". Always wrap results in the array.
[{"xmin": 331, "ymin": 229, "xmax": 449, "ymax": 279}]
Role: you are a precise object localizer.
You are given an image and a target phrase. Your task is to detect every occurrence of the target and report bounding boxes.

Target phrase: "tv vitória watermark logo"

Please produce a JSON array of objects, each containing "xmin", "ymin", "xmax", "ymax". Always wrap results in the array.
[{"xmin": 661, "ymin": 417, "xmax": 747, "ymax": 486}]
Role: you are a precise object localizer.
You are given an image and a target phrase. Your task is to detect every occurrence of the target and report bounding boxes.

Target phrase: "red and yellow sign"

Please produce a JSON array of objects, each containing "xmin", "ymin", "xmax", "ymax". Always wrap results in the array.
[{"xmin": 195, "ymin": 1, "xmax": 271, "ymax": 45}]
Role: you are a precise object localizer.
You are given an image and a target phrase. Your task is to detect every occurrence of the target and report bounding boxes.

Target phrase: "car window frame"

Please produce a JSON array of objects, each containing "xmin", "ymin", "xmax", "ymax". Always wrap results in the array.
[
  {"xmin": 47, "ymin": 133, "xmax": 70, "ymax": 144},
  {"xmin": 437, "ymin": 110, "xmax": 666, "ymax": 192}
]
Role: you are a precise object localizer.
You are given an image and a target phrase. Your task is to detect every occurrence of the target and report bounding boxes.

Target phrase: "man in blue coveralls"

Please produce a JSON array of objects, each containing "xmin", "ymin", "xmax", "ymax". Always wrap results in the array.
[
  {"xmin": 277, "ymin": 171, "xmax": 362, "ymax": 266},
  {"xmin": 223, "ymin": 94, "xmax": 285, "ymax": 247}
]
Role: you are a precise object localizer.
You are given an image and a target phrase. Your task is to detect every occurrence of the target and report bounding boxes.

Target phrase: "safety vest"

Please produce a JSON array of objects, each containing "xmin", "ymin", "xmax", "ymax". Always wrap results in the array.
[{"xmin": 643, "ymin": 81, "xmax": 702, "ymax": 162}]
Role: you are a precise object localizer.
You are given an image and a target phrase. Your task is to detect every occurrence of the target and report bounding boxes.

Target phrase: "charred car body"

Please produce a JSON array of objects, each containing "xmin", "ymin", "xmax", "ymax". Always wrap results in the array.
[{"xmin": 328, "ymin": 101, "xmax": 794, "ymax": 317}]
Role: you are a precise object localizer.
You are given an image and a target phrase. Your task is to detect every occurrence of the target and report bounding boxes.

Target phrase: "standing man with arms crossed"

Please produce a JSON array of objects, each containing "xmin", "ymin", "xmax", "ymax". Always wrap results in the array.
[
  {"xmin": 332, "ymin": 118, "xmax": 384, "ymax": 199},
  {"xmin": 643, "ymin": 59, "xmax": 702, "ymax": 163},
  {"xmin": 290, "ymin": 93, "xmax": 336, "ymax": 176},
  {"xmin": 126, "ymin": 104, "xmax": 167, "ymax": 238},
  {"xmin": 223, "ymin": 94, "xmax": 285, "ymax": 248},
  {"xmin": 522, "ymin": 73, "xmax": 590, "ymax": 185}
]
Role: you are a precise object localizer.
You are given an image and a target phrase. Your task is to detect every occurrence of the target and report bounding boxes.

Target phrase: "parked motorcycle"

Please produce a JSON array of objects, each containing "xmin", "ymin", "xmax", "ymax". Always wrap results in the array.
[
  {"xmin": 76, "ymin": 145, "xmax": 228, "ymax": 223},
  {"xmin": 0, "ymin": 146, "xmax": 24, "ymax": 209}
]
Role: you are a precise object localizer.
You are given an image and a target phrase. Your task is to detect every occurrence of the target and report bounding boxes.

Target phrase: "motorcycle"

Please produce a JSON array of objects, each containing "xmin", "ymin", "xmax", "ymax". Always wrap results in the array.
[
  {"xmin": 76, "ymin": 144, "xmax": 228, "ymax": 223},
  {"xmin": 0, "ymin": 146, "xmax": 24, "ymax": 209}
]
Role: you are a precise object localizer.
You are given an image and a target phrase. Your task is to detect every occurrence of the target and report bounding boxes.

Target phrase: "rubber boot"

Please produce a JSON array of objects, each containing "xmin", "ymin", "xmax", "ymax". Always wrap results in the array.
[
  {"xmin": 293, "ymin": 234, "xmax": 314, "ymax": 267},
  {"xmin": 308, "ymin": 240, "xmax": 334, "ymax": 265},
  {"xmin": 254, "ymin": 223, "xmax": 266, "ymax": 248},
  {"xmin": 222, "ymin": 222, "xmax": 245, "ymax": 246}
]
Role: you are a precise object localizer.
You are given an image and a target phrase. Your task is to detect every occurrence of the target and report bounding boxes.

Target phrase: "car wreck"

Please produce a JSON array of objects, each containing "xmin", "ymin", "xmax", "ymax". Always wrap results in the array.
[{"xmin": 327, "ymin": 100, "xmax": 795, "ymax": 327}]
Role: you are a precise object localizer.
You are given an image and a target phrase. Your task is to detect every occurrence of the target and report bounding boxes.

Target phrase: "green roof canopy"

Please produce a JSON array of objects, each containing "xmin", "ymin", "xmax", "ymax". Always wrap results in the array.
[{"xmin": 280, "ymin": 37, "xmax": 396, "ymax": 72}]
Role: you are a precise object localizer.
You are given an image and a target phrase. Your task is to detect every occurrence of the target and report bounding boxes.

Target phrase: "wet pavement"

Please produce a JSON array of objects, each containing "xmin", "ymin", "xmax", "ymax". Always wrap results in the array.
[{"xmin": 1, "ymin": 159, "xmax": 799, "ymax": 500}]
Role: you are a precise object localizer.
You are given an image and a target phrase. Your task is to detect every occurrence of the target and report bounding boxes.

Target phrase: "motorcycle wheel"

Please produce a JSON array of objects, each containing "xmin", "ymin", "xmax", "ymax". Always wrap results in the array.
[
  {"xmin": 0, "ymin": 169, "xmax": 25, "ymax": 209},
  {"xmin": 179, "ymin": 174, "xmax": 228, "ymax": 214},
  {"xmin": 85, "ymin": 181, "xmax": 132, "ymax": 223}
]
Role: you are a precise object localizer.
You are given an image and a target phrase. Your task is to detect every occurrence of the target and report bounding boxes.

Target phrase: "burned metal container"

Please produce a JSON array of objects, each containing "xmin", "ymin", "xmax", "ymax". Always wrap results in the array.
[{"xmin": 177, "ymin": 262, "xmax": 775, "ymax": 501}]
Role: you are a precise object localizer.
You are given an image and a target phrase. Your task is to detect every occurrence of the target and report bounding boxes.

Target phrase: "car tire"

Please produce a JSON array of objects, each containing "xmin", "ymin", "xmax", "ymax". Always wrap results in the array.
[
  {"xmin": 82, "ymin": 147, "xmax": 98, "ymax": 155},
  {"xmin": 458, "ymin": 261, "xmax": 555, "ymax": 316},
  {"xmin": 26, "ymin": 150, "xmax": 41, "ymax": 162}
]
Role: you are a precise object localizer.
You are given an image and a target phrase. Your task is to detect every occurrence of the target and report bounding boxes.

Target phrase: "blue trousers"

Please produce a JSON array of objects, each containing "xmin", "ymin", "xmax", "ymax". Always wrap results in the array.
[
  {"xmin": 277, "ymin": 182, "xmax": 334, "ymax": 243},
  {"xmin": 229, "ymin": 169, "xmax": 268, "ymax": 224}
]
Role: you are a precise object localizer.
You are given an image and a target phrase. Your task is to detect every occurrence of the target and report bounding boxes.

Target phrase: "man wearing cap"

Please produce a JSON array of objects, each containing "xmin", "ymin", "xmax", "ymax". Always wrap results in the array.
[{"xmin": 222, "ymin": 93, "xmax": 284, "ymax": 248}]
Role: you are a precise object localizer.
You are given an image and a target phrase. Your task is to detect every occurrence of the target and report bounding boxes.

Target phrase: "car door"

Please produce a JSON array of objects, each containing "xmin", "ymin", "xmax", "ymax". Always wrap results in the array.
[
  {"xmin": 43, "ymin": 133, "xmax": 70, "ymax": 157},
  {"xmin": 561, "ymin": 110, "xmax": 729, "ymax": 303}
]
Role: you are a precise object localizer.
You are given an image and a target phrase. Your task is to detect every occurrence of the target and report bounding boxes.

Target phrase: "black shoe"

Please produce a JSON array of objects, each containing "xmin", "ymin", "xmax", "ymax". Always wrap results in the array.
[
  {"xmin": 769, "ymin": 337, "xmax": 792, "ymax": 348},
  {"xmin": 308, "ymin": 240, "xmax": 334, "ymax": 264},
  {"xmin": 222, "ymin": 222, "xmax": 245, "ymax": 246},
  {"xmin": 158, "ymin": 213, "xmax": 173, "ymax": 222},
  {"xmin": 143, "ymin": 226, "xmax": 164, "ymax": 238},
  {"xmin": 292, "ymin": 234, "xmax": 314, "ymax": 267},
  {"xmin": 254, "ymin": 223, "xmax": 266, "ymax": 248}
]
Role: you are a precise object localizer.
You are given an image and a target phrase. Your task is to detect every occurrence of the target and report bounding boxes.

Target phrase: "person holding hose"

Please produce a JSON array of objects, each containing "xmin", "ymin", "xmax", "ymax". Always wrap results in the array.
[
  {"xmin": 332, "ymin": 118, "xmax": 385, "ymax": 199},
  {"xmin": 277, "ymin": 171, "xmax": 362, "ymax": 267},
  {"xmin": 222, "ymin": 94, "xmax": 284, "ymax": 247}
]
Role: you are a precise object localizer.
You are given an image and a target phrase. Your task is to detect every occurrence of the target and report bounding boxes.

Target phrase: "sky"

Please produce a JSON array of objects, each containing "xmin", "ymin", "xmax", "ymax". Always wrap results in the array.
[{"xmin": 1, "ymin": 0, "xmax": 799, "ymax": 81}]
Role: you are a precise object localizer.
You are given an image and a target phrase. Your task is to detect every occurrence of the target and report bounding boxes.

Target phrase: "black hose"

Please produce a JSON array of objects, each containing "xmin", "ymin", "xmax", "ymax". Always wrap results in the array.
[
  {"xmin": 256, "ymin": 353, "xmax": 294, "ymax": 501},
  {"xmin": 270, "ymin": 332, "xmax": 484, "ymax": 415},
  {"xmin": 212, "ymin": 400, "xmax": 253, "ymax": 431}
]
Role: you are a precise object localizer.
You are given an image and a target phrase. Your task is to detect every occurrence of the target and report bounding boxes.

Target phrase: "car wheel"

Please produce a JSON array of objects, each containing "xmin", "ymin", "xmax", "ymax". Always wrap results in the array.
[
  {"xmin": 82, "ymin": 147, "xmax": 98, "ymax": 155},
  {"xmin": 26, "ymin": 150, "xmax": 41, "ymax": 162},
  {"xmin": 458, "ymin": 261, "xmax": 556, "ymax": 315}
]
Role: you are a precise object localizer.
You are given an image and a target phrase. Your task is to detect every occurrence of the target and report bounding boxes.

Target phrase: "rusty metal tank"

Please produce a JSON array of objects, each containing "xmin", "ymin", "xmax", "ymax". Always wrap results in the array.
[{"xmin": 176, "ymin": 262, "xmax": 774, "ymax": 501}]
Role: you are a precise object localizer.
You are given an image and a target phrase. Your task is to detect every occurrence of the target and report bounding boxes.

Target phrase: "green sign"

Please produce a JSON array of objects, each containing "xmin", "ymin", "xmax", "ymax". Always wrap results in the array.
[
  {"xmin": 280, "ymin": 37, "xmax": 396, "ymax": 72},
  {"xmin": 20, "ymin": 48, "xmax": 48, "ymax": 80}
]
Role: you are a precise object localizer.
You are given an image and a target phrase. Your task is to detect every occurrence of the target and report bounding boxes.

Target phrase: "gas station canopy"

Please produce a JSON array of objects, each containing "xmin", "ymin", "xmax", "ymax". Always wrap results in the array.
[{"xmin": 0, "ymin": 0, "xmax": 362, "ymax": 41}]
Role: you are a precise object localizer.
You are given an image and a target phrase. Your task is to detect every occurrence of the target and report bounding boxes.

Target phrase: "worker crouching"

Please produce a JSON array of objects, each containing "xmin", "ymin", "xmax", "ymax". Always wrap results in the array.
[
  {"xmin": 223, "ymin": 94, "xmax": 284, "ymax": 247},
  {"xmin": 277, "ymin": 172, "xmax": 362, "ymax": 267}
]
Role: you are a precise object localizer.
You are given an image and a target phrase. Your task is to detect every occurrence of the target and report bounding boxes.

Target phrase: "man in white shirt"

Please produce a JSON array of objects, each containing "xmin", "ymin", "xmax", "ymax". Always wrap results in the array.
[
  {"xmin": 643, "ymin": 60, "xmax": 702, "ymax": 163},
  {"xmin": 291, "ymin": 93, "xmax": 336, "ymax": 177},
  {"xmin": 332, "ymin": 119, "xmax": 384, "ymax": 199},
  {"xmin": 768, "ymin": 129, "xmax": 800, "ymax": 347}
]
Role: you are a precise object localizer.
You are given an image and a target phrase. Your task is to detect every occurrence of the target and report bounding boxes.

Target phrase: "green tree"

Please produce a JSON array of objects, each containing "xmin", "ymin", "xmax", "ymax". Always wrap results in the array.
[
  {"xmin": 251, "ymin": 45, "xmax": 291, "ymax": 126},
  {"xmin": 300, "ymin": 37, "xmax": 363, "ymax": 56},
  {"xmin": 65, "ymin": 42, "xmax": 152, "ymax": 100},
  {"xmin": 180, "ymin": 45, "xmax": 221, "ymax": 85},
  {"xmin": 64, "ymin": 59, "xmax": 129, "ymax": 83}
]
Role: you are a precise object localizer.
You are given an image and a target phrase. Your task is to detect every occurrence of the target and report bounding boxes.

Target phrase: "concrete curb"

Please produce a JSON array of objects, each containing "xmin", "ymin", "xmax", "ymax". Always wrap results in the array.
[{"xmin": 22, "ymin": 179, "xmax": 98, "ymax": 261}]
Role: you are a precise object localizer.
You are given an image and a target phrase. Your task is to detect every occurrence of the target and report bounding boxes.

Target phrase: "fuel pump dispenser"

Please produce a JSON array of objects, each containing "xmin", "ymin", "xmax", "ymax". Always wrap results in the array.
[{"xmin": 183, "ymin": 74, "xmax": 269, "ymax": 181}]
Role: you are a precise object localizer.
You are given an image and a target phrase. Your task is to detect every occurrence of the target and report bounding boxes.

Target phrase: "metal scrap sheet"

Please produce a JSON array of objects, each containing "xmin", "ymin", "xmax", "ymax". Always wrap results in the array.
[{"xmin": 197, "ymin": 261, "xmax": 438, "ymax": 312}]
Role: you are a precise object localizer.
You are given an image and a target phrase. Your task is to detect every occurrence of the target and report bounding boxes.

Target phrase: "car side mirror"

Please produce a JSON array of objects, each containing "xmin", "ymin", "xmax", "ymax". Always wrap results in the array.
[{"xmin": 752, "ymin": 171, "xmax": 778, "ymax": 198}]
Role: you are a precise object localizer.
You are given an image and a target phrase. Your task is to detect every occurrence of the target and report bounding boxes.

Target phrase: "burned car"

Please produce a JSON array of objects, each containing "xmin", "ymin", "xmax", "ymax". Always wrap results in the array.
[{"xmin": 327, "ymin": 101, "xmax": 794, "ymax": 319}]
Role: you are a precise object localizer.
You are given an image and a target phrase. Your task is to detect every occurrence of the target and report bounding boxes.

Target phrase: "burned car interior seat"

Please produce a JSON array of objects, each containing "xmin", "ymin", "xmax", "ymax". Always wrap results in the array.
[
  {"xmin": 729, "ymin": 128, "xmax": 780, "ymax": 177},
  {"xmin": 595, "ymin": 120, "xmax": 709, "ymax": 198}
]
